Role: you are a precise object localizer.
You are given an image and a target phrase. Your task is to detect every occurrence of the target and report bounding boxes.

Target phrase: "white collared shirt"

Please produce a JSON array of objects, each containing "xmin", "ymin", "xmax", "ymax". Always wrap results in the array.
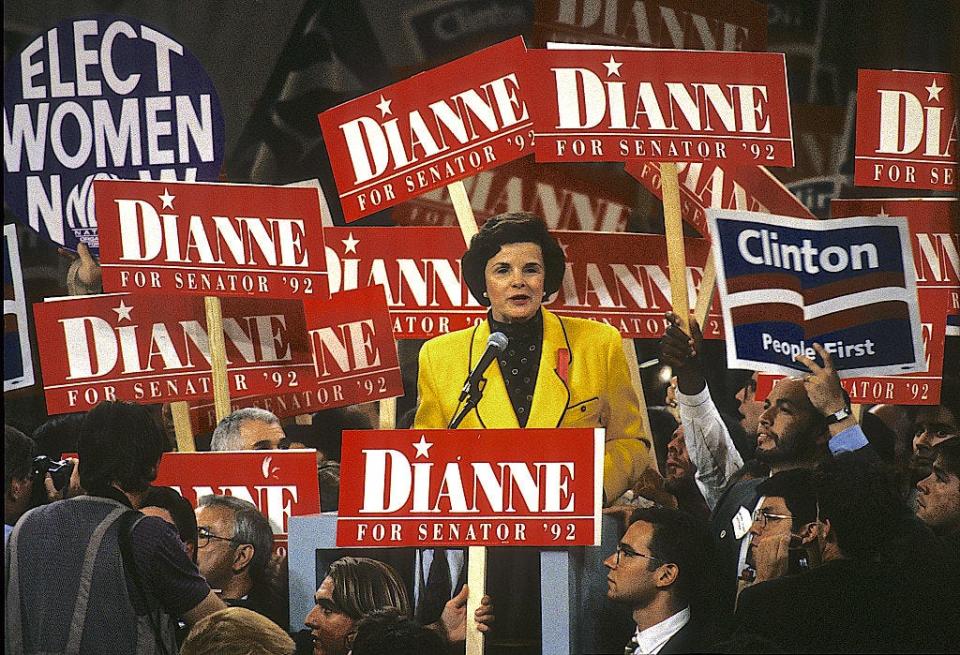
[{"xmin": 628, "ymin": 606, "xmax": 691, "ymax": 655}]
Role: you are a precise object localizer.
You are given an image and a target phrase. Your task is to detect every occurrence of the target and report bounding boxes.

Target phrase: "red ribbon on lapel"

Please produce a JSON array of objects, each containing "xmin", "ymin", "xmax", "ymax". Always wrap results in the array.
[{"xmin": 556, "ymin": 348, "xmax": 570, "ymax": 383}]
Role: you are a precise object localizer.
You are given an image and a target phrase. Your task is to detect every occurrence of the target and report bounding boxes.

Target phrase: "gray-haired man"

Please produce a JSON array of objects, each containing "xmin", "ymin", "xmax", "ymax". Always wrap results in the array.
[{"xmin": 210, "ymin": 408, "xmax": 284, "ymax": 451}]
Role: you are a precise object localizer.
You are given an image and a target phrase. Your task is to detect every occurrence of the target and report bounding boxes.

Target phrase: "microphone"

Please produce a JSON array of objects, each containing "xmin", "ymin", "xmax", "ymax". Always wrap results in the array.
[{"xmin": 458, "ymin": 332, "xmax": 508, "ymax": 402}]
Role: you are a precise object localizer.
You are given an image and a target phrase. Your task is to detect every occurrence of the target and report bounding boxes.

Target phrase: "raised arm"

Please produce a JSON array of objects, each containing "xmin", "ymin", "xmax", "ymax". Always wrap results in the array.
[{"xmin": 661, "ymin": 312, "xmax": 743, "ymax": 509}]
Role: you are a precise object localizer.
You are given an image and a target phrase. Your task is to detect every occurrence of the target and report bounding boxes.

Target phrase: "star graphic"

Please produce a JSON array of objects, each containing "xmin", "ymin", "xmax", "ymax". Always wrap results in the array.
[
  {"xmin": 112, "ymin": 300, "xmax": 133, "ymax": 322},
  {"xmin": 376, "ymin": 94, "xmax": 393, "ymax": 117},
  {"xmin": 158, "ymin": 188, "xmax": 175, "ymax": 210},
  {"xmin": 602, "ymin": 55, "xmax": 623, "ymax": 77},
  {"xmin": 925, "ymin": 79, "xmax": 943, "ymax": 102},
  {"xmin": 413, "ymin": 435, "xmax": 433, "ymax": 459},
  {"xmin": 876, "ymin": 205, "xmax": 888, "ymax": 217},
  {"xmin": 558, "ymin": 241, "xmax": 570, "ymax": 257},
  {"xmin": 341, "ymin": 232, "xmax": 360, "ymax": 254}
]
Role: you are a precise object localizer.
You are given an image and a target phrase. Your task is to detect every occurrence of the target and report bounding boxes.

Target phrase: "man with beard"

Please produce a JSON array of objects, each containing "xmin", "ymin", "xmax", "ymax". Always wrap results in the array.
[
  {"xmin": 659, "ymin": 313, "xmax": 875, "ymax": 622},
  {"xmin": 662, "ymin": 426, "xmax": 710, "ymax": 522}
]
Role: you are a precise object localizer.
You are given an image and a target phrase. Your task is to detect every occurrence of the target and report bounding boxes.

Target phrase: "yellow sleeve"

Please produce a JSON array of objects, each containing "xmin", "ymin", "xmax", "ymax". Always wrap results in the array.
[
  {"xmin": 413, "ymin": 340, "xmax": 446, "ymax": 430},
  {"xmin": 600, "ymin": 329, "xmax": 652, "ymax": 501}
]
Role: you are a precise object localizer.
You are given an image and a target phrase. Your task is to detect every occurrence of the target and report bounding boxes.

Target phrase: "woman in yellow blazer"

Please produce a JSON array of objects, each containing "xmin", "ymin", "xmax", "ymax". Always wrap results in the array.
[{"xmin": 414, "ymin": 212, "xmax": 652, "ymax": 503}]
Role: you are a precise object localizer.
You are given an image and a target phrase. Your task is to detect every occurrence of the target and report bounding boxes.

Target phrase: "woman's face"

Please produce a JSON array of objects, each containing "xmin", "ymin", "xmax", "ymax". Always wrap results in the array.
[{"xmin": 484, "ymin": 242, "xmax": 546, "ymax": 323}]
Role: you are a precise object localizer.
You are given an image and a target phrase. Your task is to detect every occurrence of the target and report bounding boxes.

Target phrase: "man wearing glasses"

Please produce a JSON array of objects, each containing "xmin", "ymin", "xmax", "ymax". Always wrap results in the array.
[
  {"xmin": 603, "ymin": 506, "xmax": 716, "ymax": 654},
  {"xmin": 737, "ymin": 469, "xmax": 819, "ymax": 597},
  {"xmin": 194, "ymin": 494, "xmax": 286, "ymax": 628}
]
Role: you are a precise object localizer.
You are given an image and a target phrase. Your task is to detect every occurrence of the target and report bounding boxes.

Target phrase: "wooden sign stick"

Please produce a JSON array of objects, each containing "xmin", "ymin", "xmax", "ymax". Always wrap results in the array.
[
  {"xmin": 621, "ymin": 339, "xmax": 660, "ymax": 474},
  {"xmin": 448, "ymin": 179, "xmax": 484, "ymax": 655},
  {"xmin": 204, "ymin": 296, "xmax": 232, "ymax": 423},
  {"xmin": 379, "ymin": 397, "xmax": 397, "ymax": 430},
  {"xmin": 693, "ymin": 250, "xmax": 717, "ymax": 329},
  {"xmin": 661, "ymin": 163, "xmax": 691, "ymax": 334},
  {"xmin": 170, "ymin": 401, "xmax": 196, "ymax": 452}
]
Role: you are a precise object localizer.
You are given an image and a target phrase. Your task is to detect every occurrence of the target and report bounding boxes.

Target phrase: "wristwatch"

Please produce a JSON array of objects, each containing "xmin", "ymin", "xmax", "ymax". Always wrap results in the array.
[{"xmin": 824, "ymin": 406, "xmax": 852, "ymax": 424}]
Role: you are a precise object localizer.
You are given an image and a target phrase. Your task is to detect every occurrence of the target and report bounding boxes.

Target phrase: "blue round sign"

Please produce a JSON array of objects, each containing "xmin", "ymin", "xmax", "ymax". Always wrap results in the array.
[{"xmin": 3, "ymin": 14, "xmax": 225, "ymax": 253}]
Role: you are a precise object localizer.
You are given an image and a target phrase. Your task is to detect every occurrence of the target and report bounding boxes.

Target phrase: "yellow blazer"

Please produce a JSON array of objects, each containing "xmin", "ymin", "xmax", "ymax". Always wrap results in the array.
[{"xmin": 413, "ymin": 309, "xmax": 651, "ymax": 501}]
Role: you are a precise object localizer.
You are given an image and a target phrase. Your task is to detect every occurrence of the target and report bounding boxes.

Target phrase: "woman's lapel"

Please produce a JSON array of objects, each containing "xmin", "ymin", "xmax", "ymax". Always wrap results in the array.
[{"xmin": 527, "ymin": 311, "xmax": 571, "ymax": 428}]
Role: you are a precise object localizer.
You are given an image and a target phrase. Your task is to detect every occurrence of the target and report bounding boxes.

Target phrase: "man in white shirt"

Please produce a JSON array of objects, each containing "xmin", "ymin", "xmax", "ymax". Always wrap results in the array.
[{"xmin": 603, "ymin": 507, "xmax": 716, "ymax": 654}]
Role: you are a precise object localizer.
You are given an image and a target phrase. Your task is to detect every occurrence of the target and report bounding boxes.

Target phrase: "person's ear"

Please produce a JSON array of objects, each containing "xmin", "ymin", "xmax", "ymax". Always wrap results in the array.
[
  {"xmin": 233, "ymin": 544, "xmax": 254, "ymax": 572},
  {"xmin": 655, "ymin": 563, "xmax": 679, "ymax": 589},
  {"xmin": 797, "ymin": 522, "xmax": 820, "ymax": 545}
]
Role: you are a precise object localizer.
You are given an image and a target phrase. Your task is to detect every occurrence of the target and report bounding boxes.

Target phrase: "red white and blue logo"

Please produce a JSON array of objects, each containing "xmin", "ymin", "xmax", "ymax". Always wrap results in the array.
[{"xmin": 708, "ymin": 209, "xmax": 925, "ymax": 378}]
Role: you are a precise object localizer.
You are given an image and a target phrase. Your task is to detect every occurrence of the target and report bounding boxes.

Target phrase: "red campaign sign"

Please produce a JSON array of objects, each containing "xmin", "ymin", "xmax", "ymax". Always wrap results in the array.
[
  {"xmin": 625, "ymin": 160, "xmax": 813, "ymax": 237},
  {"xmin": 189, "ymin": 390, "xmax": 336, "ymax": 436},
  {"xmin": 34, "ymin": 293, "xmax": 318, "ymax": 414},
  {"xmin": 95, "ymin": 179, "xmax": 328, "ymax": 299},
  {"xmin": 324, "ymin": 227, "xmax": 723, "ymax": 339},
  {"xmin": 303, "ymin": 286, "xmax": 404, "ymax": 407},
  {"xmin": 521, "ymin": 48, "xmax": 793, "ymax": 165},
  {"xmin": 757, "ymin": 198, "xmax": 958, "ymax": 404},
  {"xmin": 532, "ymin": 0, "xmax": 768, "ymax": 51},
  {"xmin": 336, "ymin": 428, "xmax": 603, "ymax": 547},
  {"xmin": 152, "ymin": 450, "xmax": 320, "ymax": 557},
  {"xmin": 392, "ymin": 156, "xmax": 637, "ymax": 233},
  {"xmin": 854, "ymin": 70, "xmax": 956, "ymax": 192},
  {"xmin": 318, "ymin": 37, "xmax": 534, "ymax": 223}
]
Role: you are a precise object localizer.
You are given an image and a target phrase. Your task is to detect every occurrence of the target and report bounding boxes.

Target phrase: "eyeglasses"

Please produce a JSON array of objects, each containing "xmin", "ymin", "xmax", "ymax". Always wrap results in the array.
[
  {"xmin": 614, "ymin": 543, "xmax": 664, "ymax": 567},
  {"xmin": 197, "ymin": 527, "xmax": 237, "ymax": 548},
  {"xmin": 751, "ymin": 508, "xmax": 794, "ymax": 528}
]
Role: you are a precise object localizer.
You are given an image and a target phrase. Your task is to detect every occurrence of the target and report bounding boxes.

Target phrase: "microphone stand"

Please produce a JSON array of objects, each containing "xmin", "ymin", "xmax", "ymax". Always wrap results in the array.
[{"xmin": 448, "ymin": 377, "xmax": 486, "ymax": 429}]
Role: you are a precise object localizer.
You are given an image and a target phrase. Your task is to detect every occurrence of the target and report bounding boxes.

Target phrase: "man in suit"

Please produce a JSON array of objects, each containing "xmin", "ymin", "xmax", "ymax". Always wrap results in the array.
[
  {"xmin": 604, "ymin": 507, "xmax": 717, "ymax": 654},
  {"xmin": 734, "ymin": 455, "xmax": 957, "ymax": 652},
  {"xmin": 661, "ymin": 314, "xmax": 876, "ymax": 621}
]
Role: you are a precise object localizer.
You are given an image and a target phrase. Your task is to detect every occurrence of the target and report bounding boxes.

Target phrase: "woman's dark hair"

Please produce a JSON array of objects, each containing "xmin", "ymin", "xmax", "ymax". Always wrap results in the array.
[
  {"xmin": 78, "ymin": 401, "xmax": 165, "ymax": 494},
  {"xmin": 462, "ymin": 212, "xmax": 566, "ymax": 307}
]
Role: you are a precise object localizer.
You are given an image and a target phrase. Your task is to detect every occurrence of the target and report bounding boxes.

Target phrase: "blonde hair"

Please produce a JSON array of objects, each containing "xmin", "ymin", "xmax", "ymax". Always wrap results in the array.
[{"xmin": 180, "ymin": 607, "xmax": 294, "ymax": 655}]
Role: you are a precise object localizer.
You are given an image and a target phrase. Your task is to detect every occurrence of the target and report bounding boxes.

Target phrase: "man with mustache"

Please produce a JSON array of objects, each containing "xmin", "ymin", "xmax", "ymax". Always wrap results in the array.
[
  {"xmin": 662, "ymin": 426, "xmax": 710, "ymax": 522},
  {"xmin": 659, "ymin": 313, "xmax": 875, "ymax": 620}
]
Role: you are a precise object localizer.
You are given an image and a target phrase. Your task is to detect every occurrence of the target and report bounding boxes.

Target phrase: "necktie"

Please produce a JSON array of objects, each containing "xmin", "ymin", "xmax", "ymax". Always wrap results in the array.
[
  {"xmin": 624, "ymin": 633, "xmax": 641, "ymax": 655},
  {"xmin": 417, "ymin": 548, "xmax": 451, "ymax": 625}
]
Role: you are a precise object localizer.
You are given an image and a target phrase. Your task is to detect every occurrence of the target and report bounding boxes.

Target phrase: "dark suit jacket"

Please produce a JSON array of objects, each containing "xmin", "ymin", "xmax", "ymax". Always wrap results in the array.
[
  {"xmin": 659, "ymin": 621, "xmax": 707, "ymax": 654},
  {"xmin": 733, "ymin": 558, "xmax": 953, "ymax": 653},
  {"xmin": 711, "ymin": 445, "xmax": 881, "ymax": 624}
]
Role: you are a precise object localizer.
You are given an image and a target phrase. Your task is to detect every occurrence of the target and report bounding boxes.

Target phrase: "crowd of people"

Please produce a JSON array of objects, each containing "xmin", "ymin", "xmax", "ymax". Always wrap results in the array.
[
  {"xmin": 6, "ymin": 320, "xmax": 958, "ymax": 654},
  {"xmin": 5, "ymin": 213, "xmax": 959, "ymax": 654}
]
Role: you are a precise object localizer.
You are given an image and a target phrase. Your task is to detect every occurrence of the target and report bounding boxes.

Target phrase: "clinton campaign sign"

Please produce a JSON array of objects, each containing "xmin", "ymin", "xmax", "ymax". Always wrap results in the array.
[
  {"xmin": 3, "ymin": 15, "xmax": 224, "ymax": 253},
  {"xmin": 708, "ymin": 210, "xmax": 924, "ymax": 378}
]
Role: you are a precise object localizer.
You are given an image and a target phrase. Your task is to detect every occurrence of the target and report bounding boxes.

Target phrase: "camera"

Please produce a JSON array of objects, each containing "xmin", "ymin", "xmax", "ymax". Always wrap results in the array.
[{"xmin": 31, "ymin": 455, "xmax": 75, "ymax": 492}]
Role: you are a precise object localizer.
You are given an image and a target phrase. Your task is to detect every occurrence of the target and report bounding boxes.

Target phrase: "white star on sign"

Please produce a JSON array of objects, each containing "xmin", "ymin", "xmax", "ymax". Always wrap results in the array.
[
  {"xmin": 341, "ymin": 232, "xmax": 360, "ymax": 254},
  {"xmin": 376, "ymin": 94, "xmax": 393, "ymax": 117},
  {"xmin": 112, "ymin": 300, "xmax": 133, "ymax": 322},
  {"xmin": 413, "ymin": 435, "xmax": 433, "ymax": 459},
  {"xmin": 925, "ymin": 79, "xmax": 943, "ymax": 102},
  {"xmin": 877, "ymin": 205, "xmax": 888, "ymax": 217},
  {"xmin": 558, "ymin": 241, "xmax": 570, "ymax": 257},
  {"xmin": 602, "ymin": 55, "xmax": 623, "ymax": 77},
  {"xmin": 158, "ymin": 188, "xmax": 175, "ymax": 209}
]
